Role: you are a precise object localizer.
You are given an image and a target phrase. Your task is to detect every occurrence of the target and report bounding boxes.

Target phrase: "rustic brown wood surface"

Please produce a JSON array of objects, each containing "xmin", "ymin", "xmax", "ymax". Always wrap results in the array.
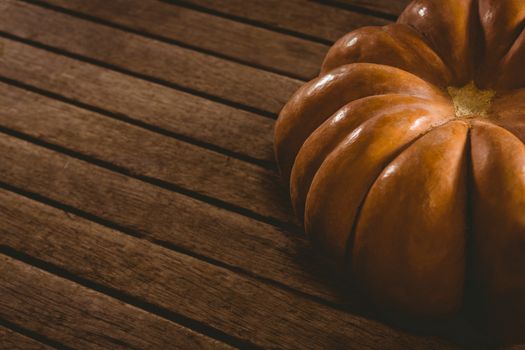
[
  {"xmin": 0, "ymin": 255, "xmax": 233, "ymax": 350},
  {"xmin": 0, "ymin": 38, "xmax": 275, "ymax": 165},
  {"xmin": 0, "ymin": 0, "xmax": 301, "ymax": 115},
  {"xmin": 0, "ymin": 0, "xmax": 466, "ymax": 348},
  {"xmin": 0, "ymin": 65, "xmax": 293, "ymax": 225},
  {"xmin": 172, "ymin": 0, "xmax": 390, "ymax": 42},
  {"xmin": 0, "ymin": 326, "xmax": 53, "ymax": 350},
  {"xmin": 317, "ymin": 0, "xmax": 410, "ymax": 17},
  {"xmin": 37, "ymin": 0, "xmax": 328, "ymax": 80}
]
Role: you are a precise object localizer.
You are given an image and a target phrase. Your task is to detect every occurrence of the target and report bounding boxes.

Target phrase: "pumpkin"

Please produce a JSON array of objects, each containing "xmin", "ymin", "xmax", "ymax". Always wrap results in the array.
[{"xmin": 274, "ymin": 0, "xmax": 525, "ymax": 345}]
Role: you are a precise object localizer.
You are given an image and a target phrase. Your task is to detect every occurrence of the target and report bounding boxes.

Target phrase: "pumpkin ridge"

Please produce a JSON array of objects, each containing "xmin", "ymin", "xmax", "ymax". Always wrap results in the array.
[
  {"xmin": 493, "ymin": 25, "xmax": 525, "ymax": 88},
  {"xmin": 494, "ymin": 121, "xmax": 525, "ymax": 145},
  {"xmin": 275, "ymin": 63, "xmax": 449, "ymax": 183},
  {"xmin": 275, "ymin": 0, "xmax": 525, "ymax": 344},
  {"xmin": 478, "ymin": 0, "xmax": 525, "ymax": 87},
  {"xmin": 291, "ymin": 94, "xmax": 453, "ymax": 221},
  {"xmin": 388, "ymin": 23, "xmax": 453, "ymax": 86},
  {"xmin": 321, "ymin": 23, "xmax": 454, "ymax": 86},
  {"xmin": 504, "ymin": 12, "xmax": 525, "ymax": 56},
  {"xmin": 342, "ymin": 118, "xmax": 459, "ymax": 271},
  {"xmin": 346, "ymin": 120, "xmax": 470, "ymax": 322},
  {"xmin": 468, "ymin": 0, "xmax": 483, "ymax": 85},
  {"xmin": 468, "ymin": 121, "xmax": 525, "ymax": 344},
  {"xmin": 398, "ymin": 0, "xmax": 479, "ymax": 85},
  {"xmin": 304, "ymin": 110, "xmax": 455, "ymax": 264},
  {"xmin": 462, "ymin": 126, "xmax": 480, "ymax": 339}
]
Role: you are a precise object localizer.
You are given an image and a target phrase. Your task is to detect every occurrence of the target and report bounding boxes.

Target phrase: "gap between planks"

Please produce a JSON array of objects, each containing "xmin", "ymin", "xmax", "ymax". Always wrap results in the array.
[
  {"xmin": 0, "ymin": 188, "xmax": 457, "ymax": 350},
  {"xmin": 0, "ymin": 178, "xmax": 337, "ymax": 310},
  {"xmin": 168, "ymin": 0, "xmax": 391, "ymax": 43},
  {"xmin": 313, "ymin": 0, "xmax": 406, "ymax": 21},
  {"xmin": 0, "ymin": 0, "xmax": 406, "ymax": 308},
  {"xmin": 162, "ymin": 0, "xmax": 334, "ymax": 46},
  {"xmin": 0, "ymin": 1, "xmax": 458, "ymax": 348},
  {"xmin": 0, "ymin": 129, "xmax": 347, "ymax": 305},
  {"xmin": 0, "ymin": 118, "xmax": 296, "ymax": 231},
  {"xmin": 0, "ymin": 30, "xmax": 276, "ymax": 119},
  {"xmin": 0, "ymin": 36, "xmax": 296, "ymax": 227},
  {"xmin": 2, "ymin": 0, "xmax": 382, "ymax": 314},
  {"xmin": 0, "ymin": 321, "xmax": 59, "ymax": 350},
  {"xmin": 0, "ymin": 253, "xmax": 242, "ymax": 349},
  {"xmin": 0, "ymin": 130, "xmax": 472, "ymax": 349},
  {"xmin": 0, "ymin": 75, "xmax": 275, "ymax": 170},
  {"xmin": 22, "ymin": 0, "xmax": 325, "ymax": 81},
  {"xmin": 0, "ymin": 35, "xmax": 276, "ymax": 168},
  {"xmin": 2, "ymin": 0, "xmax": 392, "ymax": 116},
  {"xmin": 0, "ymin": 0, "xmax": 304, "ymax": 228},
  {"xmin": 0, "ymin": 1, "xmax": 391, "ymax": 229},
  {"xmin": 1, "ymin": 0, "xmax": 299, "ymax": 118},
  {"xmin": 4, "ymin": 0, "xmax": 392, "ymax": 114},
  {"xmin": 0, "ymin": 35, "xmax": 355, "ymax": 313}
]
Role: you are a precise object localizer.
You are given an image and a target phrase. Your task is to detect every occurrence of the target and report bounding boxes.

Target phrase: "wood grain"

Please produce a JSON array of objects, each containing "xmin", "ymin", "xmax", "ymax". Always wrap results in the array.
[
  {"xmin": 0, "ymin": 78, "xmax": 293, "ymax": 224},
  {"xmin": 173, "ymin": 0, "xmax": 390, "ymax": 42},
  {"xmin": 38, "ymin": 0, "xmax": 328, "ymax": 80},
  {"xmin": 0, "ymin": 37, "xmax": 275, "ymax": 164},
  {"xmin": 0, "ymin": 255, "xmax": 233, "ymax": 350},
  {"xmin": 0, "ymin": 0, "xmax": 302, "ymax": 115},
  {"xmin": 0, "ymin": 132, "xmax": 341, "ymax": 304},
  {"xmin": 0, "ymin": 188, "xmax": 458, "ymax": 350},
  {"xmin": 0, "ymin": 327, "xmax": 53, "ymax": 350},
  {"xmin": 319, "ymin": 0, "xmax": 410, "ymax": 17}
]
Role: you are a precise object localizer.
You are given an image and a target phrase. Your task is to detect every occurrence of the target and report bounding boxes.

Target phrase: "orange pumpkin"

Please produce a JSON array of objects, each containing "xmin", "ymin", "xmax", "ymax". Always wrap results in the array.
[{"xmin": 275, "ymin": 0, "xmax": 525, "ymax": 345}]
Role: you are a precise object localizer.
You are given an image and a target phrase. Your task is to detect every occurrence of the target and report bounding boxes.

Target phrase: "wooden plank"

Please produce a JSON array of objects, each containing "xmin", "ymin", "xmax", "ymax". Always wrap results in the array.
[
  {"xmin": 0, "ymin": 77, "xmax": 292, "ymax": 225},
  {"xmin": 0, "ymin": 188, "xmax": 457, "ymax": 350},
  {"xmin": 320, "ymin": 0, "xmax": 410, "ymax": 17},
  {"xmin": 0, "ymin": 37, "xmax": 289, "ymax": 224},
  {"xmin": 0, "ymin": 326, "xmax": 53, "ymax": 350},
  {"xmin": 0, "ymin": 255, "xmax": 233, "ymax": 350},
  {"xmin": 173, "ymin": 0, "xmax": 390, "ymax": 42},
  {"xmin": 0, "ymin": 0, "xmax": 302, "ymax": 115},
  {"xmin": 0, "ymin": 37, "xmax": 274, "ymax": 165},
  {"xmin": 38, "ymin": 0, "xmax": 328, "ymax": 80},
  {"xmin": 0, "ymin": 132, "xmax": 341, "ymax": 304}
]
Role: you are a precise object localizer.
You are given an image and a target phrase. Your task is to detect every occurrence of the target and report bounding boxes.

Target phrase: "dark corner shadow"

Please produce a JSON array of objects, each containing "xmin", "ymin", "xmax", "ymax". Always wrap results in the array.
[{"xmin": 288, "ymin": 222, "xmax": 495, "ymax": 350}]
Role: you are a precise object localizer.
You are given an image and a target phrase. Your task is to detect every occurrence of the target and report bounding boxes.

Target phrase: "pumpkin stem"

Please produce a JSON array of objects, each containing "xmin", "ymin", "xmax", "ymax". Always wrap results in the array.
[{"xmin": 447, "ymin": 82, "xmax": 496, "ymax": 119}]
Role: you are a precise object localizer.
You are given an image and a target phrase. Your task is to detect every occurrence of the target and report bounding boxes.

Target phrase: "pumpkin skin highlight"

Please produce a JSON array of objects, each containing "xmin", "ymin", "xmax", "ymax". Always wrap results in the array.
[{"xmin": 274, "ymin": 0, "xmax": 525, "ymax": 345}]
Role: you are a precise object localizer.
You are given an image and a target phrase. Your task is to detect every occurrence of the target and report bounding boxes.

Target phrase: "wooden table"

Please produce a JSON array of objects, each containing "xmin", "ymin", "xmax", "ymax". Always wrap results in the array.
[{"xmin": 0, "ymin": 0, "xmax": 469, "ymax": 349}]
